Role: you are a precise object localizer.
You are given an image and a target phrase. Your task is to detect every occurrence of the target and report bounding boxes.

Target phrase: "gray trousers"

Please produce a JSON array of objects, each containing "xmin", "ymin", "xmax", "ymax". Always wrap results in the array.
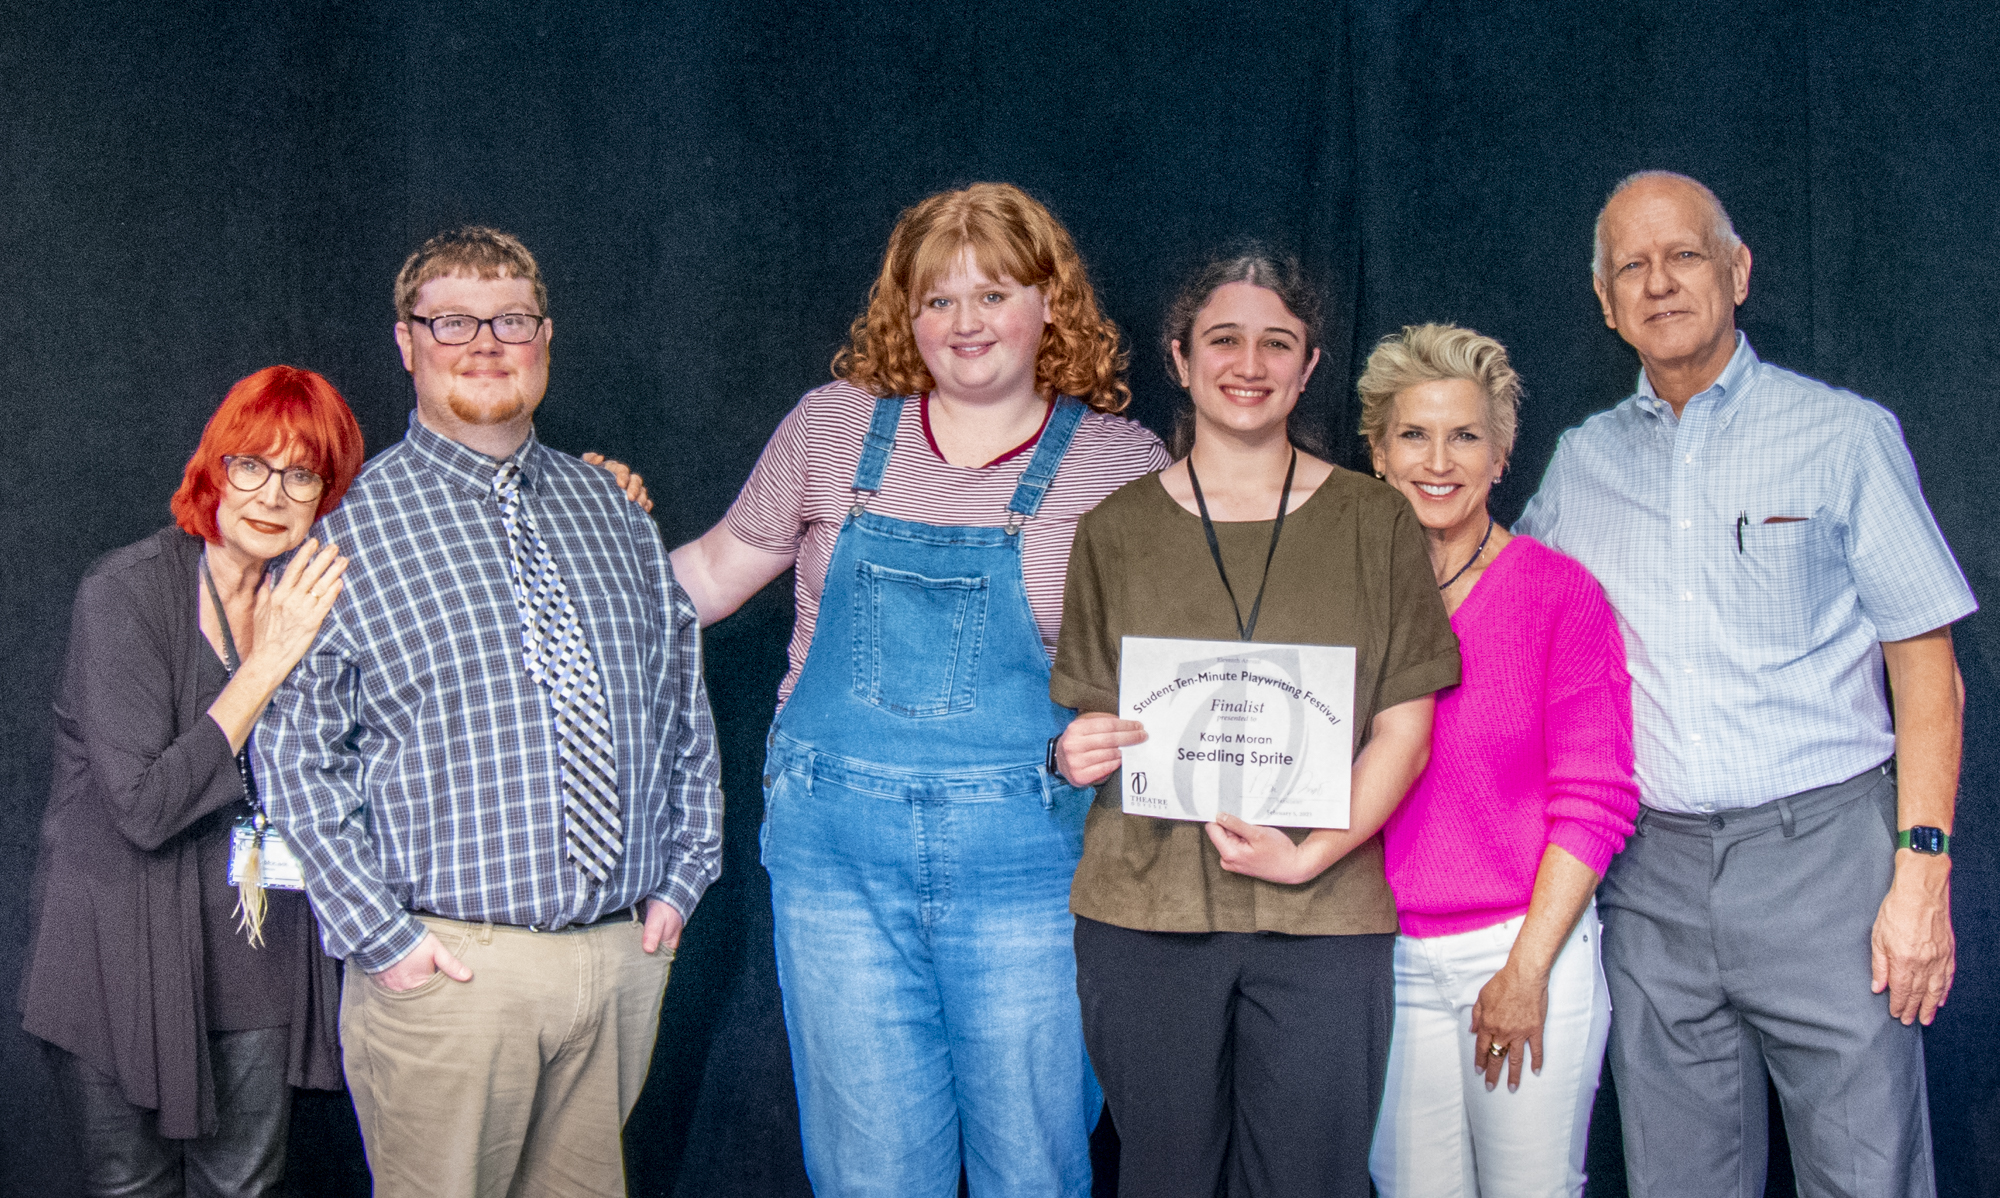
[
  {"xmin": 49, "ymin": 1027, "xmax": 292, "ymax": 1198},
  {"xmin": 1599, "ymin": 764, "xmax": 1936, "ymax": 1198}
]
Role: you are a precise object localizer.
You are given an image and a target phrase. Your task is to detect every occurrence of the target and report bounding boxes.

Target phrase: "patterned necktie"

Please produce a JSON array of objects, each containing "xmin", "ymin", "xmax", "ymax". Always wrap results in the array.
[{"xmin": 493, "ymin": 459, "xmax": 623, "ymax": 885}]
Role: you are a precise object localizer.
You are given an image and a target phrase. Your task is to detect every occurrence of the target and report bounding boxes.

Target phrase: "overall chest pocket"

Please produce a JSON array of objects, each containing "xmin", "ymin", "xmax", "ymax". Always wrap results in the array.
[{"xmin": 850, "ymin": 562, "xmax": 989, "ymax": 717}]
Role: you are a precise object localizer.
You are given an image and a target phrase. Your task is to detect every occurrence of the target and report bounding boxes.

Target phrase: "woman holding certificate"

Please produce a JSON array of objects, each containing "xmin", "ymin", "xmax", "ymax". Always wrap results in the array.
[
  {"xmin": 671, "ymin": 183, "xmax": 1169, "ymax": 1196},
  {"xmin": 1051, "ymin": 251, "xmax": 1461, "ymax": 1198},
  {"xmin": 1358, "ymin": 324, "xmax": 1638, "ymax": 1198}
]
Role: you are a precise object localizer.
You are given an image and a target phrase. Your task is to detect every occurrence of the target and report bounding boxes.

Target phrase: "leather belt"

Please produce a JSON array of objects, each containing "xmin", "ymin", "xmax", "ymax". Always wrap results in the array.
[{"xmin": 412, "ymin": 906, "xmax": 639, "ymax": 933}]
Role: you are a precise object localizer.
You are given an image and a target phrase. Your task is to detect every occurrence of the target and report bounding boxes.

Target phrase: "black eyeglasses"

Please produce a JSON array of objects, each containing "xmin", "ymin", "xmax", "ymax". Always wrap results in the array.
[
  {"xmin": 407, "ymin": 312, "xmax": 548, "ymax": 345},
  {"xmin": 222, "ymin": 456, "xmax": 326, "ymax": 503}
]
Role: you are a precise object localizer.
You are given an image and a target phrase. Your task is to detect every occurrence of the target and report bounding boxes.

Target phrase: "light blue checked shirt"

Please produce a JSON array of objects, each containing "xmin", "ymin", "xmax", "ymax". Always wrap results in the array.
[
  {"xmin": 259, "ymin": 415, "xmax": 724, "ymax": 970},
  {"xmin": 1517, "ymin": 334, "xmax": 1975, "ymax": 814}
]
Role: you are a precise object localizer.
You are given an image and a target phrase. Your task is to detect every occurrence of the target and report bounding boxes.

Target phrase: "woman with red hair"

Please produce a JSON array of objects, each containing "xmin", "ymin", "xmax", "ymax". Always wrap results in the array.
[
  {"xmin": 673, "ymin": 183, "xmax": 1168, "ymax": 1196},
  {"xmin": 20, "ymin": 365, "xmax": 363, "ymax": 1198}
]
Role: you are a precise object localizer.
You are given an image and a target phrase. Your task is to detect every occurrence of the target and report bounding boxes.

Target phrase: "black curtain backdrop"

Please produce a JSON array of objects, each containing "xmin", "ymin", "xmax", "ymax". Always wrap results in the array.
[{"xmin": 4, "ymin": 2, "xmax": 1996, "ymax": 1194}]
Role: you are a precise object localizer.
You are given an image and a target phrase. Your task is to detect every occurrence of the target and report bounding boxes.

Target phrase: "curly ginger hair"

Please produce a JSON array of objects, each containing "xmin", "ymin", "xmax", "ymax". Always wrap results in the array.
[{"xmin": 832, "ymin": 183, "xmax": 1131, "ymax": 413}]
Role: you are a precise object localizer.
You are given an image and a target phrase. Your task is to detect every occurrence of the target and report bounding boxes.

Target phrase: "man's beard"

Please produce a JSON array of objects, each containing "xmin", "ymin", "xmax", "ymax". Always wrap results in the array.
[{"xmin": 446, "ymin": 386, "xmax": 534, "ymax": 426}]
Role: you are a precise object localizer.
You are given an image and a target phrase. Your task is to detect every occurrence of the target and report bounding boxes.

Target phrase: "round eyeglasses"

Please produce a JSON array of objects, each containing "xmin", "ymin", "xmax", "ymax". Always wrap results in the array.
[
  {"xmin": 407, "ymin": 312, "xmax": 548, "ymax": 345},
  {"xmin": 223, "ymin": 455, "xmax": 326, "ymax": 503}
]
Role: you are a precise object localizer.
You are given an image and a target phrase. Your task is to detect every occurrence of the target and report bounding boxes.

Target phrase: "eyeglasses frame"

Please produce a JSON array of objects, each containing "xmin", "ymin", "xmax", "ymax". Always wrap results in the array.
[
  {"xmin": 220, "ymin": 455, "xmax": 327, "ymax": 504},
  {"xmin": 405, "ymin": 311, "xmax": 550, "ymax": 346}
]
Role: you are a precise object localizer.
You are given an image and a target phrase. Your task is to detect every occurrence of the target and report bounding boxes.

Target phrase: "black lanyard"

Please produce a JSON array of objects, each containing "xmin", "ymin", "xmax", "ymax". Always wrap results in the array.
[
  {"xmin": 1186, "ymin": 448, "xmax": 1296, "ymax": 643},
  {"xmin": 200, "ymin": 552, "xmax": 259, "ymax": 807},
  {"xmin": 200, "ymin": 553, "xmax": 243, "ymax": 672}
]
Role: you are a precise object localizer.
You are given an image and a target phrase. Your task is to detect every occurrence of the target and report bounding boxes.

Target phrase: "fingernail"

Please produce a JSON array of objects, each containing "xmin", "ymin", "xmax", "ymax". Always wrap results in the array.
[
  {"xmin": 1508, "ymin": 1082, "xmax": 1518, "ymax": 1092},
  {"xmin": 1485, "ymin": 1079, "xmax": 1496, "ymax": 1092}
]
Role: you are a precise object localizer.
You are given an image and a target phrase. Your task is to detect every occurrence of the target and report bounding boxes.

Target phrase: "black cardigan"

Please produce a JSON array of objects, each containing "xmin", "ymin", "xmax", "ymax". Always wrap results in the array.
[{"xmin": 19, "ymin": 526, "xmax": 341, "ymax": 1139}]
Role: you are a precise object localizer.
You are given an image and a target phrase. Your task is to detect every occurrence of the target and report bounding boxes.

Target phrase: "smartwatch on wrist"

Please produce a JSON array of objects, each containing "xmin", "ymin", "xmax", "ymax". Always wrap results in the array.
[{"xmin": 1897, "ymin": 826, "xmax": 1950, "ymax": 856}]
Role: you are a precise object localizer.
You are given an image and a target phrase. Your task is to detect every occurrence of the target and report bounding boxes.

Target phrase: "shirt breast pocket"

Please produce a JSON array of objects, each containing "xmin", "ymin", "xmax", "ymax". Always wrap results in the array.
[
  {"xmin": 1730, "ymin": 515, "xmax": 1845, "ymax": 658},
  {"xmin": 850, "ymin": 562, "xmax": 989, "ymax": 718}
]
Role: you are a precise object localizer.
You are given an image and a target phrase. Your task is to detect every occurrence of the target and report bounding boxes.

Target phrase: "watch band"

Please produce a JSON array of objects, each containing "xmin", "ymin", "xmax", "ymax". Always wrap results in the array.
[
  {"xmin": 1897, "ymin": 826, "xmax": 1950, "ymax": 855},
  {"xmin": 1045, "ymin": 735, "xmax": 1061, "ymax": 775}
]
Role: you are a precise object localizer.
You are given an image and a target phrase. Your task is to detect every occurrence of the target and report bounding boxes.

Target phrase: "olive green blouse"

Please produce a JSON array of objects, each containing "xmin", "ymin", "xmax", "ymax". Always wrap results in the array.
[{"xmin": 1052, "ymin": 467, "xmax": 1461, "ymax": 935}]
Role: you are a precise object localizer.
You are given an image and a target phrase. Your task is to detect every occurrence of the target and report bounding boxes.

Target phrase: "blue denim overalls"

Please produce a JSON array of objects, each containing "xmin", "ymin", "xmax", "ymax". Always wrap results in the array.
[{"xmin": 761, "ymin": 395, "xmax": 1099, "ymax": 1197}]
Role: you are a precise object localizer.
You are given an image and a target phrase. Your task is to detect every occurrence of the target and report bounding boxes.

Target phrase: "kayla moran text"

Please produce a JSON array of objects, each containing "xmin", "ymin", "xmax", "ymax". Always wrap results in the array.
[
  {"xmin": 1198, "ymin": 731, "xmax": 1274, "ymax": 745},
  {"xmin": 1175, "ymin": 746, "xmax": 1297, "ymax": 767}
]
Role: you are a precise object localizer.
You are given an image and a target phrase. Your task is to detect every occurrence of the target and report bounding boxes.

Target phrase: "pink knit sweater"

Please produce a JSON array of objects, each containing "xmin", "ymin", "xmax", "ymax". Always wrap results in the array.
[{"xmin": 1382, "ymin": 535, "xmax": 1639, "ymax": 938}]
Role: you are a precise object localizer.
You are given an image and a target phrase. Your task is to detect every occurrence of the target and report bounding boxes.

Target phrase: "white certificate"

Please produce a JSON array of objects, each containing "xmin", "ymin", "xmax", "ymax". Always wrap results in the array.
[{"xmin": 1117, "ymin": 636, "xmax": 1356, "ymax": 829}]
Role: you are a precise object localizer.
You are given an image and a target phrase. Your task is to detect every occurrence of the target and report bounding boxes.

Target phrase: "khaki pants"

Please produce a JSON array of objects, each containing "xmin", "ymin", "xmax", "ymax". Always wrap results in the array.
[{"xmin": 340, "ymin": 912, "xmax": 674, "ymax": 1198}]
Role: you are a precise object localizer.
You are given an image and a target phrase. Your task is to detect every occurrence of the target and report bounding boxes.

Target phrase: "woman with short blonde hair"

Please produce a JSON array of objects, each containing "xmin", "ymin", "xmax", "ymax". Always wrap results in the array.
[{"xmin": 1359, "ymin": 323, "xmax": 1637, "ymax": 1198}]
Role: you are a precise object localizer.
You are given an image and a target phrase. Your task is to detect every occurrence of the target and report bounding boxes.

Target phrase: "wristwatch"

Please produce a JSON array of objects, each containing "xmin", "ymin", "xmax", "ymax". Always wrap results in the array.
[
  {"xmin": 1897, "ymin": 826, "xmax": 1950, "ymax": 856},
  {"xmin": 1045, "ymin": 735, "xmax": 1061, "ymax": 775}
]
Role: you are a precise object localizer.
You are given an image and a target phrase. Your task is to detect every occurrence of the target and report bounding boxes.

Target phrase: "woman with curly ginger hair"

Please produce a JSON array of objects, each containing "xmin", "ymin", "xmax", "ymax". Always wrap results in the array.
[
  {"xmin": 832, "ymin": 183, "xmax": 1131, "ymax": 411},
  {"xmin": 672, "ymin": 182, "xmax": 1167, "ymax": 1196}
]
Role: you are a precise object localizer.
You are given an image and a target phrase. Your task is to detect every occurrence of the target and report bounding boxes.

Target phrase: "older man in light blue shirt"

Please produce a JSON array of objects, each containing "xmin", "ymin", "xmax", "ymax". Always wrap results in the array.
[{"xmin": 1517, "ymin": 171, "xmax": 1973, "ymax": 1198}]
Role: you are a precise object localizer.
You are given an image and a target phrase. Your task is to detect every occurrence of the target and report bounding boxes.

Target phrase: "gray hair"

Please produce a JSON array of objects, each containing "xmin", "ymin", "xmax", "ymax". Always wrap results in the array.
[
  {"xmin": 1357, "ymin": 323, "xmax": 1521, "ymax": 465},
  {"xmin": 1591, "ymin": 170, "xmax": 1742, "ymax": 281}
]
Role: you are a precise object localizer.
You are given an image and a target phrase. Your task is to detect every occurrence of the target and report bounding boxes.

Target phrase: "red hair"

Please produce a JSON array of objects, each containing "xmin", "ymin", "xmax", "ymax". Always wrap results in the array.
[
  {"xmin": 832, "ymin": 183, "xmax": 1132, "ymax": 413},
  {"xmin": 170, "ymin": 366, "xmax": 366, "ymax": 542}
]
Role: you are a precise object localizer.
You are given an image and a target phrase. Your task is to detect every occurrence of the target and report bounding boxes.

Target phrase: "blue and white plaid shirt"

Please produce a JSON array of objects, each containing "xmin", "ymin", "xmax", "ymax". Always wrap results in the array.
[
  {"xmin": 259, "ymin": 415, "xmax": 724, "ymax": 970},
  {"xmin": 1517, "ymin": 334, "xmax": 1976, "ymax": 814}
]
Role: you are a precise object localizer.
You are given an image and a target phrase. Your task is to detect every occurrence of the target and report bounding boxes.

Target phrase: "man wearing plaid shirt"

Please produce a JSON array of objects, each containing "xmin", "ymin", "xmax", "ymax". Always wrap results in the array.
[
  {"xmin": 260, "ymin": 227, "xmax": 722, "ymax": 1198},
  {"xmin": 1517, "ymin": 173, "xmax": 1973, "ymax": 1198}
]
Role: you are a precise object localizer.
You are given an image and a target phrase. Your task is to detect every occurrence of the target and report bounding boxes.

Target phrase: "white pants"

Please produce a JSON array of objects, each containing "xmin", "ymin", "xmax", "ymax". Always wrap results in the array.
[{"xmin": 1369, "ymin": 901, "xmax": 1611, "ymax": 1198}]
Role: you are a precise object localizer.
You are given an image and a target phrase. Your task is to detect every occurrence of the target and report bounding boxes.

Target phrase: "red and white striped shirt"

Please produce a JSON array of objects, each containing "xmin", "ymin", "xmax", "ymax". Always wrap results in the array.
[{"xmin": 725, "ymin": 381, "xmax": 1172, "ymax": 706}]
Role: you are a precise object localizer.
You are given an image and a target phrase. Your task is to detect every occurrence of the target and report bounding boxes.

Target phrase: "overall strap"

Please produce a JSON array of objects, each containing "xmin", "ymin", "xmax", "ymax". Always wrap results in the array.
[
  {"xmin": 850, "ymin": 395, "xmax": 906, "ymax": 495},
  {"xmin": 1006, "ymin": 396, "xmax": 1086, "ymax": 521}
]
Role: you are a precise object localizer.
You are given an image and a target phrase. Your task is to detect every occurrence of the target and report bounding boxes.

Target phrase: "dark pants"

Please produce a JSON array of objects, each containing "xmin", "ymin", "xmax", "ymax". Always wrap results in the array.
[
  {"xmin": 1074, "ymin": 916, "xmax": 1393, "ymax": 1198},
  {"xmin": 1599, "ymin": 765, "xmax": 1936, "ymax": 1198},
  {"xmin": 49, "ymin": 1027, "xmax": 292, "ymax": 1198}
]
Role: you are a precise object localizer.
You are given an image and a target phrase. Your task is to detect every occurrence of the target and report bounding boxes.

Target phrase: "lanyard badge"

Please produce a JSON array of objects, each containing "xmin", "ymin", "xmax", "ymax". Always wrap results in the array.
[
  {"xmin": 230, "ymin": 812, "xmax": 307, "ymax": 890},
  {"xmin": 202, "ymin": 552, "xmax": 305, "ymax": 947}
]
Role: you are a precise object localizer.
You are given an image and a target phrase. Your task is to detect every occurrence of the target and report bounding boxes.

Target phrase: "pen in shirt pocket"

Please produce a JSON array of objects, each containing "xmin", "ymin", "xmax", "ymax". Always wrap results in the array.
[{"xmin": 1737, "ymin": 511, "xmax": 1809, "ymax": 553}]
